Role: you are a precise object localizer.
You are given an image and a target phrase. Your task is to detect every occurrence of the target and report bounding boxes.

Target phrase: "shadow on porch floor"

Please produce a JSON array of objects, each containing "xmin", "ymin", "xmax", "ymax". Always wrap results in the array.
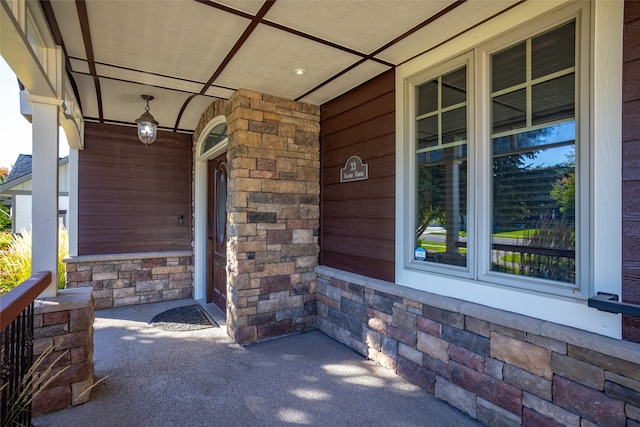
[{"xmin": 33, "ymin": 299, "xmax": 483, "ymax": 427}]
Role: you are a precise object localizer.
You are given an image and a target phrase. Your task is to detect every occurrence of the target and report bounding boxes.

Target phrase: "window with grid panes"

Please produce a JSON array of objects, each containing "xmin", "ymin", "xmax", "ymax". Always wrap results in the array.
[{"xmin": 411, "ymin": 18, "xmax": 582, "ymax": 293}]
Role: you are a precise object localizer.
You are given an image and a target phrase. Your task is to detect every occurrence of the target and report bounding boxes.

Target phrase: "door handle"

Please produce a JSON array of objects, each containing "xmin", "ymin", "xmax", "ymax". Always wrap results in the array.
[{"xmin": 208, "ymin": 236, "xmax": 214, "ymax": 240}]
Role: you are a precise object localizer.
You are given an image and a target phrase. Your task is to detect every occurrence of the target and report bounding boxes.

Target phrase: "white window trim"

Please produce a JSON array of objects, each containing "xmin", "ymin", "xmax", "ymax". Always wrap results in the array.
[
  {"xmin": 395, "ymin": 0, "xmax": 623, "ymax": 338},
  {"xmin": 405, "ymin": 52, "xmax": 475, "ymax": 280},
  {"xmin": 476, "ymin": 8, "xmax": 588, "ymax": 298}
]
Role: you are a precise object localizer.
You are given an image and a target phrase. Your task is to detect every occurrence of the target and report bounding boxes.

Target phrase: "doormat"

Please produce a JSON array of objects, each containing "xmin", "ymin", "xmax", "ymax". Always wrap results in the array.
[{"xmin": 150, "ymin": 305, "xmax": 218, "ymax": 332}]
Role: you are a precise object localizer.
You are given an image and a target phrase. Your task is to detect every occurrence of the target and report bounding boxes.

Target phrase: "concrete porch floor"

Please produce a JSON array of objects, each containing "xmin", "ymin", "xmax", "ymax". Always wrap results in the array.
[{"xmin": 34, "ymin": 299, "xmax": 483, "ymax": 427}]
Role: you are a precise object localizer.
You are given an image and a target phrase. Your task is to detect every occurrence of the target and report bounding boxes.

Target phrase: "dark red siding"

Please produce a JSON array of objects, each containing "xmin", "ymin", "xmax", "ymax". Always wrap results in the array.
[
  {"xmin": 78, "ymin": 122, "xmax": 192, "ymax": 255},
  {"xmin": 622, "ymin": 0, "xmax": 640, "ymax": 342},
  {"xmin": 320, "ymin": 70, "xmax": 395, "ymax": 282}
]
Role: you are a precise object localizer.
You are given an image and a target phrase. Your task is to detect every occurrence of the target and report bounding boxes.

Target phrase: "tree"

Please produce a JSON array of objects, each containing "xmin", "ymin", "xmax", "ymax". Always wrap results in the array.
[
  {"xmin": 0, "ymin": 167, "xmax": 8, "ymax": 184},
  {"xmin": 550, "ymin": 171, "xmax": 575, "ymax": 220},
  {"xmin": 416, "ymin": 161, "xmax": 445, "ymax": 241},
  {"xmin": 0, "ymin": 205, "xmax": 10, "ymax": 230}
]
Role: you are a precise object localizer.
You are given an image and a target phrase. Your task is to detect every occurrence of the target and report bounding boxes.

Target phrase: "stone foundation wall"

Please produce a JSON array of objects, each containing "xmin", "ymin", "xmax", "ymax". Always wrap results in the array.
[
  {"xmin": 32, "ymin": 288, "xmax": 94, "ymax": 414},
  {"xmin": 226, "ymin": 90, "xmax": 320, "ymax": 344},
  {"xmin": 316, "ymin": 266, "xmax": 640, "ymax": 427},
  {"xmin": 64, "ymin": 251, "xmax": 193, "ymax": 309}
]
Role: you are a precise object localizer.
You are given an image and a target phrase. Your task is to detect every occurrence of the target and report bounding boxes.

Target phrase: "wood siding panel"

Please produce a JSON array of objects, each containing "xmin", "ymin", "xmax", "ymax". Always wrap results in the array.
[
  {"xmin": 622, "ymin": 0, "xmax": 640, "ymax": 342},
  {"xmin": 322, "ymin": 198, "xmax": 395, "ymax": 220},
  {"xmin": 323, "ymin": 143, "xmax": 396, "ymax": 182},
  {"xmin": 78, "ymin": 122, "xmax": 192, "ymax": 255},
  {"xmin": 322, "ymin": 71, "xmax": 396, "ymax": 120},
  {"xmin": 322, "ymin": 177, "xmax": 395, "ymax": 202},
  {"xmin": 322, "ymin": 134, "xmax": 396, "ymax": 169},
  {"xmin": 321, "ymin": 251, "xmax": 395, "ymax": 282},
  {"xmin": 321, "ymin": 92, "xmax": 396, "ymax": 136},
  {"xmin": 320, "ymin": 70, "xmax": 395, "ymax": 282},
  {"xmin": 322, "ymin": 235, "xmax": 394, "ymax": 262},
  {"xmin": 321, "ymin": 218, "xmax": 395, "ymax": 241},
  {"xmin": 322, "ymin": 113, "xmax": 395, "ymax": 159}
]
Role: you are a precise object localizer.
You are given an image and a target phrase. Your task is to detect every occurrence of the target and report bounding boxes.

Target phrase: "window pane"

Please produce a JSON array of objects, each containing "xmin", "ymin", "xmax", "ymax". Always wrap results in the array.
[
  {"xmin": 532, "ymin": 21, "xmax": 575, "ymax": 80},
  {"xmin": 415, "ymin": 65, "xmax": 468, "ymax": 268},
  {"xmin": 417, "ymin": 80, "xmax": 438, "ymax": 116},
  {"xmin": 417, "ymin": 116, "xmax": 438, "ymax": 149},
  {"xmin": 202, "ymin": 123, "xmax": 227, "ymax": 155},
  {"xmin": 492, "ymin": 41, "xmax": 526, "ymax": 92},
  {"xmin": 416, "ymin": 146, "xmax": 468, "ymax": 267},
  {"xmin": 492, "ymin": 89, "xmax": 526, "ymax": 134},
  {"xmin": 493, "ymin": 122, "xmax": 575, "ymax": 155},
  {"xmin": 532, "ymin": 74, "xmax": 575, "ymax": 125},
  {"xmin": 443, "ymin": 67, "xmax": 466, "ymax": 108},
  {"xmin": 491, "ymin": 124, "xmax": 575, "ymax": 284},
  {"xmin": 442, "ymin": 107, "xmax": 466, "ymax": 144},
  {"xmin": 217, "ymin": 168, "xmax": 227, "ymax": 245}
]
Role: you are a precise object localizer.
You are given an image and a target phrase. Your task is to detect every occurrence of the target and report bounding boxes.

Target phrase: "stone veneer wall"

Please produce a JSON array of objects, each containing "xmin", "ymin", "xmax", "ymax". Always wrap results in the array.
[
  {"xmin": 225, "ymin": 90, "xmax": 320, "ymax": 344},
  {"xmin": 316, "ymin": 266, "xmax": 640, "ymax": 427},
  {"xmin": 32, "ymin": 288, "xmax": 94, "ymax": 414},
  {"xmin": 65, "ymin": 251, "xmax": 193, "ymax": 309}
]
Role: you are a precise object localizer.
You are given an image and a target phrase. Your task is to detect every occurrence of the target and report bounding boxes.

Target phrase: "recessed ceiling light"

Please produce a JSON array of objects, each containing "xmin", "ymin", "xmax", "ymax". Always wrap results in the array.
[{"xmin": 293, "ymin": 68, "xmax": 306, "ymax": 76}]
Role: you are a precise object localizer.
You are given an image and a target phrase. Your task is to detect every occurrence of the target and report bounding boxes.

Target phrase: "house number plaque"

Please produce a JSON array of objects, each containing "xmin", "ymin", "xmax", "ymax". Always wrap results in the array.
[{"xmin": 340, "ymin": 155, "xmax": 368, "ymax": 183}]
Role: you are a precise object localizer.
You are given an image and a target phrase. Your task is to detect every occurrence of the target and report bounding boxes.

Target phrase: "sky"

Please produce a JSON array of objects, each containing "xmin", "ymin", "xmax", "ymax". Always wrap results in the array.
[{"xmin": 0, "ymin": 57, "xmax": 69, "ymax": 171}]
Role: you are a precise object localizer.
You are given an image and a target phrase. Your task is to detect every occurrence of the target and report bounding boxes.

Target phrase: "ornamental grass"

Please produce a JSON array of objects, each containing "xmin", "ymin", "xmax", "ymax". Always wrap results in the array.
[{"xmin": 0, "ymin": 226, "xmax": 68, "ymax": 296}]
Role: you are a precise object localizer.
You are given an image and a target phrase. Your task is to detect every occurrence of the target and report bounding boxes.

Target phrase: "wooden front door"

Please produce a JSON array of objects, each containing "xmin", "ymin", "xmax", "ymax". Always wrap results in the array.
[{"xmin": 206, "ymin": 153, "xmax": 227, "ymax": 311}]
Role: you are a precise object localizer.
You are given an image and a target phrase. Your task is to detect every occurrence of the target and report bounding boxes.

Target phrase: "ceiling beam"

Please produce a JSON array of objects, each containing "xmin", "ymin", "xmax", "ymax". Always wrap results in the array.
[
  {"xmin": 173, "ymin": 0, "xmax": 276, "ymax": 131},
  {"xmin": 399, "ymin": 0, "xmax": 526, "ymax": 66},
  {"xmin": 199, "ymin": 0, "xmax": 275, "ymax": 95},
  {"xmin": 295, "ymin": 1, "xmax": 467, "ymax": 102},
  {"xmin": 295, "ymin": 58, "xmax": 372, "ymax": 102},
  {"xmin": 75, "ymin": 0, "xmax": 103, "ymax": 122},
  {"xmin": 68, "ymin": 59, "xmax": 235, "ymax": 96},
  {"xmin": 368, "ymin": 0, "xmax": 467, "ymax": 59},
  {"xmin": 40, "ymin": 0, "xmax": 82, "ymax": 113}
]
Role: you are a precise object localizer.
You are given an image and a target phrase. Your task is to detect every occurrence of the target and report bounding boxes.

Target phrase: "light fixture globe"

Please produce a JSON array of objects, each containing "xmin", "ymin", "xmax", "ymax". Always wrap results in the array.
[{"xmin": 135, "ymin": 95, "xmax": 158, "ymax": 145}]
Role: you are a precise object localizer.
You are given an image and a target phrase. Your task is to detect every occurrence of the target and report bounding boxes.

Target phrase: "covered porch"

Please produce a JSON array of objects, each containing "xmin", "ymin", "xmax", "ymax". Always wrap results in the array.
[
  {"xmin": 2, "ymin": 1, "xmax": 640, "ymax": 426},
  {"xmin": 32, "ymin": 299, "xmax": 482, "ymax": 427}
]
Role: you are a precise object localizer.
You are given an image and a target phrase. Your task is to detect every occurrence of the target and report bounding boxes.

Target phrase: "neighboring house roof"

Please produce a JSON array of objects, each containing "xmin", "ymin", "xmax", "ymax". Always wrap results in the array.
[
  {"xmin": 0, "ymin": 154, "xmax": 69, "ymax": 194},
  {"xmin": 4, "ymin": 154, "xmax": 32, "ymax": 184}
]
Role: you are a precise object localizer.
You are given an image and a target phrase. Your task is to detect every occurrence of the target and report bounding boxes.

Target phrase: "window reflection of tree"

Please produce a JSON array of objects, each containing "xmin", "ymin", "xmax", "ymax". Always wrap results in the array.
[{"xmin": 416, "ymin": 145, "xmax": 467, "ymax": 267}]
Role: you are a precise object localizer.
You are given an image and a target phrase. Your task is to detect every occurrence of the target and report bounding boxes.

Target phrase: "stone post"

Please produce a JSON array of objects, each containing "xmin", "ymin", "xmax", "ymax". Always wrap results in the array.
[
  {"xmin": 32, "ymin": 287, "xmax": 95, "ymax": 414},
  {"xmin": 225, "ymin": 90, "xmax": 320, "ymax": 344}
]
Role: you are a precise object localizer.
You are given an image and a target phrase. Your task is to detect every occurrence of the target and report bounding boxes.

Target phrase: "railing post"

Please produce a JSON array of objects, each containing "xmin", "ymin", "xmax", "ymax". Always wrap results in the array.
[
  {"xmin": 0, "ymin": 272, "xmax": 51, "ymax": 426},
  {"xmin": 0, "ymin": 301, "xmax": 34, "ymax": 426}
]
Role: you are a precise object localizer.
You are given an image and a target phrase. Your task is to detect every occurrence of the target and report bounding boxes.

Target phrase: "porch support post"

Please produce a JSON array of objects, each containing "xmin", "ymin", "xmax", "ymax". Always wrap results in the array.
[
  {"xmin": 67, "ymin": 148, "xmax": 79, "ymax": 257},
  {"xmin": 28, "ymin": 94, "xmax": 63, "ymax": 297},
  {"xmin": 225, "ymin": 90, "xmax": 320, "ymax": 344}
]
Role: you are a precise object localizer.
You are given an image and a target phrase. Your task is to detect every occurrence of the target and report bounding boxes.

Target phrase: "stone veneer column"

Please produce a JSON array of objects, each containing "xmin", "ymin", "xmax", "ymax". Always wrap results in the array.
[
  {"xmin": 32, "ymin": 288, "xmax": 95, "ymax": 414},
  {"xmin": 225, "ymin": 90, "xmax": 319, "ymax": 344}
]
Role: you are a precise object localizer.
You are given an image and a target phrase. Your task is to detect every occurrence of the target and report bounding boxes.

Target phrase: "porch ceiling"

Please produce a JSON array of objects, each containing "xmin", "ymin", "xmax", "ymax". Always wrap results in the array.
[{"xmin": 44, "ymin": 0, "xmax": 522, "ymax": 134}]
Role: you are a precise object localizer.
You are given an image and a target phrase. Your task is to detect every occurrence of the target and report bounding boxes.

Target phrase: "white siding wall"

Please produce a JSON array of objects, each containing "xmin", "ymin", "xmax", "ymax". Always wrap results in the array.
[
  {"xmin": 14, "ymin": 194, "xmax": 31, "ymax": 233},
  {"xmin": 13, "ymin": 194, "xmax": 69, "ymax": 233},
  {"xmin": 59, "ymin": 195, "xmax": 69, "ymax": 228},
  {"xmin": 59, "ymin": 161, "xmax": 69, "ymax": 193}
]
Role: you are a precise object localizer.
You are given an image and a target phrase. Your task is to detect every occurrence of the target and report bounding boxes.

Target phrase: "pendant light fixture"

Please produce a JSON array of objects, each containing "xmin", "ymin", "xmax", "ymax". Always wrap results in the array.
[{"xmin": 135, "ymin": 95, "xmax": 158, "ymax": 145}]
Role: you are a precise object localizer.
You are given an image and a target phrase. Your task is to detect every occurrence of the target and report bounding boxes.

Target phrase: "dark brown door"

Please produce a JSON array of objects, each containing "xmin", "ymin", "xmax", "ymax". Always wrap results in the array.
[{"xmin": 206, "ymin": 154, "xmax": 227, "ymax": 311}]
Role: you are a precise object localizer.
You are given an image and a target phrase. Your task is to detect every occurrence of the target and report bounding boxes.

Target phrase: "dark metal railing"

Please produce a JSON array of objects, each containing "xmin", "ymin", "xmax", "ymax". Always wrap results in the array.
[
  {"xmin": 446, "ymin": 240, "xmax": 640, "ymax": 318},
  {"xmin": 0, "ymin": 272, "xmax": 52, "ymax": 427},
  {"xmin": 443, "ymin": 240, "xmax": 576, "ymax": 282},
  {"xmin": 588, "ymin": 293, "xmax": 640, "ymax": 317},
  {"xmin": 490, "ymin": 242, "xmax": 576, "ymax": 283}
]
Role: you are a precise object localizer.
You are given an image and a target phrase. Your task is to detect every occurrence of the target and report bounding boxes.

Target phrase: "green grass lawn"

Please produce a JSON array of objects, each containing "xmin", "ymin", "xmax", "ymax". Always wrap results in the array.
[
  {"xmin": 420, "ymin": 241, "xmax": 467, "ymax": 254},
  {"xmin": 419, "ymin": 228, "xmax": 536, "ymax": 256},
  {"xmin": 492, "ymin": 229, "xmax": 534, "ymax": 239},
  {"xmin": 500, "ymin": 253, "xmax": 521, "ymax": 263},
  {"xmin": 427, "ymin": 230, "xmax": 533, "ymax": 239}
]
